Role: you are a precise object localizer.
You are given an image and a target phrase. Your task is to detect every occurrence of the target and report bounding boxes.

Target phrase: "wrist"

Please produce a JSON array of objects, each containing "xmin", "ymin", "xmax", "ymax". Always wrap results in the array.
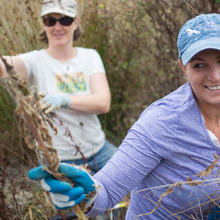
[{"xmin": 83, "ymin": 191, "xmax": 97, "ymax": 213}]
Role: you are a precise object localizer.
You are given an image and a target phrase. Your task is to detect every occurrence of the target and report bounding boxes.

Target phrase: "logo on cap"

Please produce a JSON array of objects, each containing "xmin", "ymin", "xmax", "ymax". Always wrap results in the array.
[{"xmin": 186, "ymin": 28, "xmax": 200, "ymax": 36}]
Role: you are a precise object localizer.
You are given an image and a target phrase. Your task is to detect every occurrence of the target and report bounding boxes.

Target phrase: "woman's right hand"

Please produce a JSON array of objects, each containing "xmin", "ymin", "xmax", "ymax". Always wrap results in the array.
[
  {"xmin": 28, "ymin": 163, "xmax": 97, "ymax": 210},
  {"xmin": 0, "ymin": 57, "xmax": 7, "ymax": 77},
  {"xmin": 0, "ymin": 56, "xmax": 27, "ymax": 80}
]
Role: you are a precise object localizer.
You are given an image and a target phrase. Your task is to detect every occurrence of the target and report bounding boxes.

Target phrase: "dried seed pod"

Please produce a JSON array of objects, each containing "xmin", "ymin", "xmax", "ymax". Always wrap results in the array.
[{"xmin": 0, "ymin": 55, "xmax": 87, "ymax": 220}]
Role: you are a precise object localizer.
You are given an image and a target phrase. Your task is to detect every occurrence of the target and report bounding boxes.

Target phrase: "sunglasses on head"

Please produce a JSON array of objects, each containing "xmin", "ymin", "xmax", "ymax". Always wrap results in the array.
[{"xmin": 43, "ymin": 16, "xmax": 75, "ymax": 27}]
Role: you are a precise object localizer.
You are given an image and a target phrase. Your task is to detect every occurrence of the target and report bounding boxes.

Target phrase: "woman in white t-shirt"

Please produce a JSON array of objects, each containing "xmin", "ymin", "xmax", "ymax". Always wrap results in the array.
[{"xmin": 0, "ymin": 0, "xmax": 117, "ymax": 173}]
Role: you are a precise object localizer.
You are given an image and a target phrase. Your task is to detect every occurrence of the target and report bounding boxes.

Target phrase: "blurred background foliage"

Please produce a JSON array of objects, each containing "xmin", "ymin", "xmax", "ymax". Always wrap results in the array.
[
  {"xmin": 0, "ymin": 0, "xmax": 219, "ymax": 150},
  {"xmin": 0, "ymin": 0, "xmax": 220, "ymax": 219},
  {"xmin": 78, "ymin": 0, "xmax": 220, "ymax": 144}
]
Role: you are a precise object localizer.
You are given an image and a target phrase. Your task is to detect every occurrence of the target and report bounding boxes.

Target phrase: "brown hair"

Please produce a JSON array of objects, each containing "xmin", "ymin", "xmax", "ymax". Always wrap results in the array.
[{"xmin": 39, "ymin": 24, "xmax": 81, "ymax": 44}]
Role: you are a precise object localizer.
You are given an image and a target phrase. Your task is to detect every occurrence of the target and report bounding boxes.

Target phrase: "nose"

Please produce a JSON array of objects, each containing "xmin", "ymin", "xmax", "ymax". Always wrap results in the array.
[
  {"xmin": 207, "ymin": 65, "xmax": 220, "ymax": 81},
  {"xmin": 53, "ymin": 21, "xmax": 63, "ymax": 30}
]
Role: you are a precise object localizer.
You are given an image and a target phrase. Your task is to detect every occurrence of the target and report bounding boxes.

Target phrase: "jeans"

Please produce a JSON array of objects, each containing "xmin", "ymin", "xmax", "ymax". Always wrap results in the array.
[{"xmin": 62, "ymin": 140, "xmax": 117, "ymax": 173}]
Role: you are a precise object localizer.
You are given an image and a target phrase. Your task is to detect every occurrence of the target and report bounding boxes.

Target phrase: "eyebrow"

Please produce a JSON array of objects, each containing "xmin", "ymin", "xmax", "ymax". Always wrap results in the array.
[
  {"xmin": 189, "ymin": 55, "xmax": 220, "ymax": 62},
  {"xmin": 189, "ymin": 57, "xmax": 203, "ymax": 62}
]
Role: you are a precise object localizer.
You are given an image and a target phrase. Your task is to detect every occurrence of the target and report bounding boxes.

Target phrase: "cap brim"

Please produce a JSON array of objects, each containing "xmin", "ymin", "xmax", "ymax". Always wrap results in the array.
[
  {"xmin": 41, "ymin": 7, "xmax": 76, "ymax": 18},
  {"xmin": 181, "ymin": 37, "xmax": 220, "ymax": 65}
]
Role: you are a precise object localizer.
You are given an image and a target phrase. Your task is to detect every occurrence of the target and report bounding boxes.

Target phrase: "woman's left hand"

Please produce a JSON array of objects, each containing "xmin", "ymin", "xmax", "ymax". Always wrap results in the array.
[{"xmin": 40, "ymin": 93, "xmax": 71, "ymax": 113}]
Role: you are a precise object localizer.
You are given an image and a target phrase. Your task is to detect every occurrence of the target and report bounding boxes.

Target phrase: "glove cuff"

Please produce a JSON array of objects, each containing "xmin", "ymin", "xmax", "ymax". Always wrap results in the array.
[
  {"xmin": 62, "ymin": 94, "xmax": 71, "ymax": 108},
  {"xmin": 83, "ymin": 191, "xmax": 97, "ymax": 213}
]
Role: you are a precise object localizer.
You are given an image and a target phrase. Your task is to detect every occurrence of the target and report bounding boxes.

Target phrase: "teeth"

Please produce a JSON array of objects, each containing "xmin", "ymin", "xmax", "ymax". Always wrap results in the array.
[
  {"xmin": 207, "ymin": 86, "xmax": 220, "ymax": 90},
  {"xmin": 53, "ymin": 33, "xmax": 64, "ymax": 36}
]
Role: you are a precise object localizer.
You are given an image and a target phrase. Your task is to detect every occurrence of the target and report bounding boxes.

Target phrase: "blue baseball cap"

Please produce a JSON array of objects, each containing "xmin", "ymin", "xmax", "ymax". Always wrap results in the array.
[{"xmin": 177, "ymin": 13, "xmax": 220, "ymax": 65}]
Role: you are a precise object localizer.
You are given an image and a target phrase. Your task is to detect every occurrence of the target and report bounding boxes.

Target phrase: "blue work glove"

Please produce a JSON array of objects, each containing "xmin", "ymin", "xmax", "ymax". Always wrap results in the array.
[
  {"xmin": 208, "ymin": 205, "xmax": 220, "ymax": 220},
  {"xmin": 28, "ymin": 163, "xmax": 96, "ymax": 210},
  {"xmin": 40, "ymin": 93, "xmax": 71, "ymax": 114}
]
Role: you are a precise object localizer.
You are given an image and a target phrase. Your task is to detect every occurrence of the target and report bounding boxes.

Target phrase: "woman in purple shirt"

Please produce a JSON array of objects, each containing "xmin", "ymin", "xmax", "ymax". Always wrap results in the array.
[{"xmin": 29, "ymin": 13, "xmax": 220, "ymax": 219}]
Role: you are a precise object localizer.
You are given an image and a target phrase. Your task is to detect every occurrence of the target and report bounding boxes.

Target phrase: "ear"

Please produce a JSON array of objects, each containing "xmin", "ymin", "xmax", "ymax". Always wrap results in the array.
[
  {"xmin": 178, "ymin": 59, "xmax": 189, "ymax": 81},
  {"xmin": 74, "ymin": 16, "xmax": 79, "ymax": 27},
  {"xmin": 178, "ymin": 59, "xmax": 188, "ymax": 73}
]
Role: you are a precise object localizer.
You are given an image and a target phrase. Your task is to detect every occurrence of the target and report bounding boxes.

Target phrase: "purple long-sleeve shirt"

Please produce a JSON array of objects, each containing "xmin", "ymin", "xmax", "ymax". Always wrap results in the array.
[{"xmin": 88, "ymin": 82, "xmax": 220, "ymax": 219}]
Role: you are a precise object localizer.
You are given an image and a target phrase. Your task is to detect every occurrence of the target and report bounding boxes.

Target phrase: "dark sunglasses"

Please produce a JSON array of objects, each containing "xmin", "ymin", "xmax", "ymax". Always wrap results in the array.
[{"xmin": 43, "ymin": 16, "xmax": 75, "ymax": 27}]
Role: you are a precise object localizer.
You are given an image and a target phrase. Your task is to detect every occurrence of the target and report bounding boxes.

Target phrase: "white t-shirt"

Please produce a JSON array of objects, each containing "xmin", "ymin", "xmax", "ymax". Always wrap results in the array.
[
  {"xmin": 18, "ymin": 47, "xmax": 106, "ymax": 160},
  {"xmin": 207, "ymin": 130, "xmax": 220, "ymax": 147},
  {"xmin": 201, "ymin": 114, "xmax": 220, "ymax": 147}
]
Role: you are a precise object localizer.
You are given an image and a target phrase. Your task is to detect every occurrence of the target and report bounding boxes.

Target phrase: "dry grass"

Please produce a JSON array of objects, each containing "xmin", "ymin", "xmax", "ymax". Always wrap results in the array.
[
  {"xmin": 0, "ymin": 0, "xmax": 43, "ymax": 54},
  {"xmin": 0, "ymin": 55, "xmax": 89, "ymax": 219}
]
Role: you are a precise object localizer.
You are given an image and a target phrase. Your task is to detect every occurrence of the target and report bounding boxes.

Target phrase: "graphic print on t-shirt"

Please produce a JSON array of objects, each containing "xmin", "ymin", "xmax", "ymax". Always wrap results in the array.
[{"xmin": 56, "ymin": 72, "xmax": 87, "ymax": 93}]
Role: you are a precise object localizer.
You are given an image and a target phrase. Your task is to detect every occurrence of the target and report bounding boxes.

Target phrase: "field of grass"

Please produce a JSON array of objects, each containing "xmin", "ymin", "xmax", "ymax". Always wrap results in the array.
[{"xmin": 0, "ymin": 0, "xmax": 220, "ymax": 219}]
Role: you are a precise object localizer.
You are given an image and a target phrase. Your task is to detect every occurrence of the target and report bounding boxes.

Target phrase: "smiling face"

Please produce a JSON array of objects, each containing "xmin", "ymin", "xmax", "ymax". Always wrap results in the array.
[
  {"xmin": 179, "ymin": 49, "xmax": 220, "ymax": 109},
  {"xmin": 43, "ymin": 13, "xmax": 78, "ymax": 48}
]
